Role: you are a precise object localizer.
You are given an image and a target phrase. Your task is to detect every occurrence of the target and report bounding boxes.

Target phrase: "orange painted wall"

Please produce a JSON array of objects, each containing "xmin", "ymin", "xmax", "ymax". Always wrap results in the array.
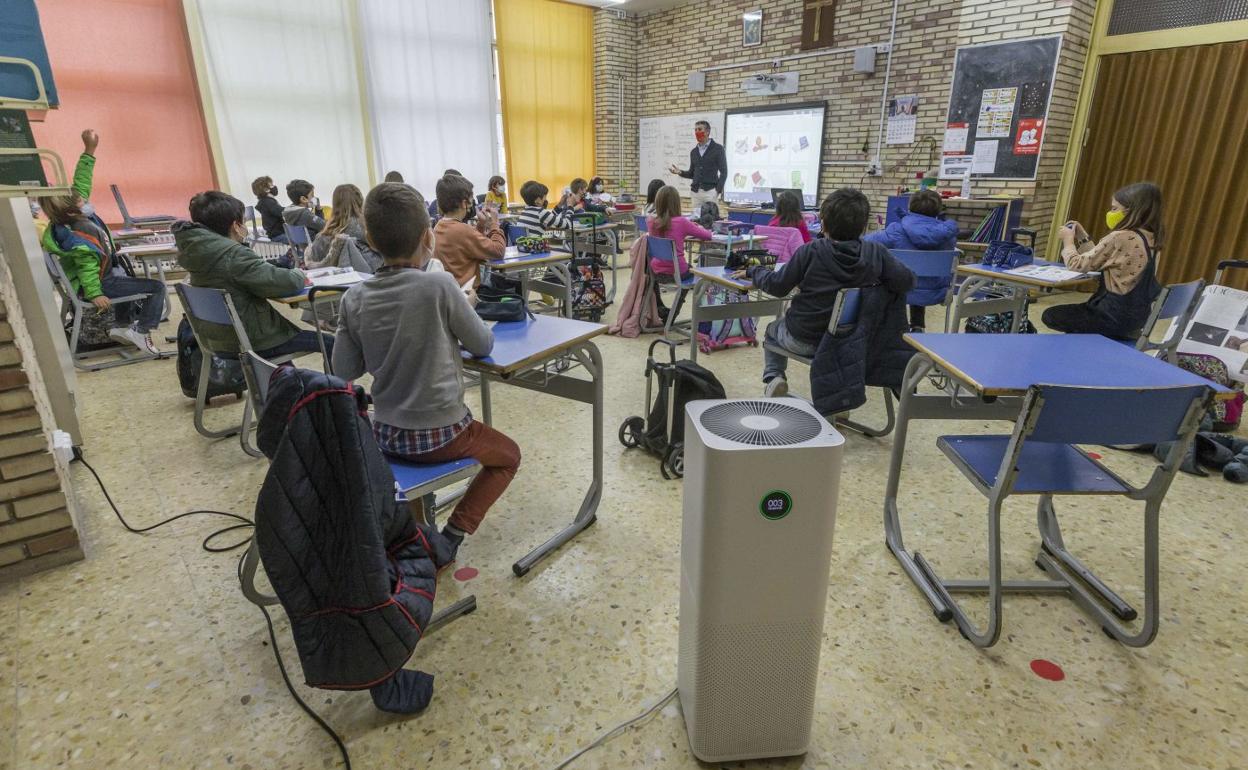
[{"xmin": 30, "ymin": 0, "xmax": 216, "ymax": 225}]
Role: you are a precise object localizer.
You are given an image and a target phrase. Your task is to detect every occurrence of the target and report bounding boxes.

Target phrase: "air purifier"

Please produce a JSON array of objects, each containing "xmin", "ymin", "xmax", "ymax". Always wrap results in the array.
[{"xmin": 677, "ymin": 398, "xmax": 845, "ymax": 763}]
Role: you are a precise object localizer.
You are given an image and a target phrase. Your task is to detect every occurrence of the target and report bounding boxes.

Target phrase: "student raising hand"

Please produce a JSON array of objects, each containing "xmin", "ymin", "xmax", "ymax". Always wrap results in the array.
[{"xmin": 81, "ymin": 129, "xmax": 99, "ymax": 155}]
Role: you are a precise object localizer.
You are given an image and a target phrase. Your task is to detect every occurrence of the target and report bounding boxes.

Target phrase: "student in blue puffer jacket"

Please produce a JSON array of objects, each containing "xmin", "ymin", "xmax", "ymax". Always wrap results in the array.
[{"xmin": 865, "ymin": 189, "xmax": 958, "ymax": 330}]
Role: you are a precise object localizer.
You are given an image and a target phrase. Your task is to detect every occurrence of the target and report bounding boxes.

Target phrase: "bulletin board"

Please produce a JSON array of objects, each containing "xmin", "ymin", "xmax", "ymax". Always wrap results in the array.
[{"xmin": 938, "ymin": 35, "xmax": 1062, "ymax": 181}]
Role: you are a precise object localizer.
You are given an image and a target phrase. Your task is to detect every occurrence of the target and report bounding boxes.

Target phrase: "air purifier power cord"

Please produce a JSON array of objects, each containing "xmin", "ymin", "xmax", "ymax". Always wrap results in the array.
[{"xmin": 551, "ymin": 686, "xmax": 678, "ymax": 769}]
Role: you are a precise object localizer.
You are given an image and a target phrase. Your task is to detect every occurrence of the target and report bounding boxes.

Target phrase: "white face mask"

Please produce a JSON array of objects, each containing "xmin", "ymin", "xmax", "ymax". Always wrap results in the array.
[{"xmin": 80, "ymin": 202, "xmax": 96, "ymax": 218}]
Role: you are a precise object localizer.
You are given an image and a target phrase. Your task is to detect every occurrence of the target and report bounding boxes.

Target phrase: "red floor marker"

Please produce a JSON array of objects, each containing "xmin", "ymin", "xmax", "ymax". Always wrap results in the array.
[
  {"xmin": 453, "ymin": 567, "xmax": 479, "ymax": 582},
  {"xmin": 1086, "ymin": 452, "xmax": 1103, "ymax": 460},
  {"xmin": 1030, "ymin": 659, "xmax": 1065, "ymax": 681}
]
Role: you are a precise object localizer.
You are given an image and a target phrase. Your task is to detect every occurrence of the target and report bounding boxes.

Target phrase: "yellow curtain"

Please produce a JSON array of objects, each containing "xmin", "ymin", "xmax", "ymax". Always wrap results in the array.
[{"xmin": 495, "ymin": 0, "xmax": 595, "ymax": 203}]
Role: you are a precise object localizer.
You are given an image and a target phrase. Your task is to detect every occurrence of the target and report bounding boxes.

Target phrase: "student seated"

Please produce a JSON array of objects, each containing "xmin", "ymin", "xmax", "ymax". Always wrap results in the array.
[
  {"xmin": 428, "ymin": 168, "xmax": 463, "ymax": 222},
  {"xmin": 432, "ymin": 173, "xmax": 506, "ymax": 288},
  {"xmin": 587, "ymin": 176, "xmax": 614, "ymax": 207},
  {"xmin": 40, "ymin": 129, "xmax": 165, "ymax": 354},
  {"xmin": 1042, "ymin": 182, "xmax": 1164, "ymax": 341},
  {"xmin": 647, "ymin": 185, "xmax": 711, "ymax": 281},
  {"xmin": 517, "ymin": 180, "xmax": 574, "ymax": 235},
  {"xmin": 252, "ymin": 175, "xmax": 287, "ymax": 242},
  {"xmin": 742, "ymin": 188, "xmax": 915, "ymax": 397},
  {"xmin": 768, "ymin": 190, "xmax": 812, "ymax": 244},
  {"xmin": 332, "ymin": 183, "xmax": 520, "ymax": 560},
  {"xmin": 643, "ymin": 178, "xmax": 664, "ymax": 217},
  {"xmin": 175, "ymin": 191, "xmax": 334, "ymax": 361},
  {"xmin": 558, "ymin": 178, "xmax": 608, "ymax": 216},
  {"xmin": 306, "ymin": 184, "xmax": 382, "ymax": 272},
  {"xmin": 282, "ymin": 179, "xmax": 325, "ymax": 237},
  {"xmin": 484, "ymin": 175, "xmax": 508, "ymax": 210},
  {"xmin": 864, "ymin": 188, "xmax": 958, "ymax": 330}
]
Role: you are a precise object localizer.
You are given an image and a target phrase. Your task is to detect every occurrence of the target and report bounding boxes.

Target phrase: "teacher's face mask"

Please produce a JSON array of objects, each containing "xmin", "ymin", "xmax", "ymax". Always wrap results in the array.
[{"xmin": 695, "ymin": 129, "xmax": 709, "ymax": 143}]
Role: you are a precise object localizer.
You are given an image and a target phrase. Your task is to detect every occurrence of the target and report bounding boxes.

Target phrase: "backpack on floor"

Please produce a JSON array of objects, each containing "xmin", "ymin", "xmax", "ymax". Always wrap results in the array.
[
  {"xmin": 176, "ymin": 317, "xmax": 247, "ymax": 401},
  {"xmin": 695, "ymin": 285, "xmax": 758, "ymax": 353},
  {"xmin": 1175, "ymin": 352, "xmax": 1245, "ymax": 432},
  {"xmin": 644, "ymin": 359, "xmax": 726, "ymax": 448},
  {"xmin": 67, "ymin": 306, "xmax": 121, "ymax": 351}
]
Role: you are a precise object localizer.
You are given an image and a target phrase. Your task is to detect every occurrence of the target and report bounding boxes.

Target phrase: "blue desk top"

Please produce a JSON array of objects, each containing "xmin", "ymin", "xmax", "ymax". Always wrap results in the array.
[
  {"xmin": 907, "ymin": 333, "xmax": 1230, "ymax": 396},
  {"xmin": 463, "ymin": 315, "xmax": 605, "ymax": 374}
]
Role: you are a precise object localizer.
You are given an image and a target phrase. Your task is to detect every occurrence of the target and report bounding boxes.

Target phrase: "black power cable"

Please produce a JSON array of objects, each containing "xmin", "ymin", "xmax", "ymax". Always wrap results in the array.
[{"xmin": 72, "ymin": 449, "xmax": 351, "ymax": 769}]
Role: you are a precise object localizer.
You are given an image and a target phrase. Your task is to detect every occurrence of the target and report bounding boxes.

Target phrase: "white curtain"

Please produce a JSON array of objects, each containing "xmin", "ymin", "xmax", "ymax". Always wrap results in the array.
[
  {"xmin": 358, "ymin": 0, "xmax": 497, "ymax": 198},
  {"xmin": 188, "ymin": 0, "xmax": 371, "ymax": 204}
]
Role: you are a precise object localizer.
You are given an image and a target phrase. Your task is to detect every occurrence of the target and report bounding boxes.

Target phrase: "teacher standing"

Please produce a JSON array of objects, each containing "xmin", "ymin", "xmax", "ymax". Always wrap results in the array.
[{"xmin": 669, "ymin": 120, "xmax": 727, "ymax": 212}]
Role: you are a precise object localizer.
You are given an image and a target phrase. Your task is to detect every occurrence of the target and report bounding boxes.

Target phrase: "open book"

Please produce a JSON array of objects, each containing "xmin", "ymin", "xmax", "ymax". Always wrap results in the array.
[
  {"xmin": 305, "ymin": 267, "xmax": 364, "ymax": 287},
  {"xmin": 1002, "ymin": 264, "xmax": 1093, "ymax": 283}
]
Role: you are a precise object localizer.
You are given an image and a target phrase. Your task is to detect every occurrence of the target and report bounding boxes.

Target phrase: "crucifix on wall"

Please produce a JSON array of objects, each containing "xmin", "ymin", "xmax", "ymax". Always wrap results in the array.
[{"xmin": 801, "ymin": 0, "xmax": 837, "ymax": 51}]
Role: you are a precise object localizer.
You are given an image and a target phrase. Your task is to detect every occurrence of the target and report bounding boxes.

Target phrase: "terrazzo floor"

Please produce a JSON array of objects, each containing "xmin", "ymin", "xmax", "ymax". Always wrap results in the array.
[{"xmin": 1, "ymin": 266, "xmax": 1245, "ymax": 770}]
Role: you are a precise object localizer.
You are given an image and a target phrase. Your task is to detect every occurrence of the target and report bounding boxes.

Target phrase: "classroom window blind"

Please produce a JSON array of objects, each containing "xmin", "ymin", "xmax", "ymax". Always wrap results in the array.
[{"xmin": 1107, "ymin": 0, "xmax": 1248, "ymax": 36}]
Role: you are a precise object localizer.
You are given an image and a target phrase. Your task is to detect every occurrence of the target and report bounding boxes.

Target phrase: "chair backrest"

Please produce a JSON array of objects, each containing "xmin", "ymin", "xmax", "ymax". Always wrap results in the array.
[
  {"xmin": 241, "ymin": 350, "xmax": 279, "ymax": 418},
  {"xmin": 504, "ymin": 222, "xmax": 527, "ymax": 246},
  {"xmin": 1137, "ymin": 279, "xmax": 1205, "ymax": 356},
  {"xmin": 284, "ymin": 224, "xmax": 311, "ymax": 247},
  {"xmin": 110, "ymin": 184, "xmax": 134, "ymax": 225},
  {"xmin": 633, "ymin": 214, "xmax": 648, "ymax": 232},
  {"xmin": 748, "ymin": 211, "xmax": 772, "ymax": 226},
  {"xmin": 175, "ymin": 283, "xmax": 252, "ymax": 354},
  {"xmin": 646, "ymin": 236, "xmax": 677, "ymax": 266},
  {"xmin": 752, "ymin": 225, "xmax": 804, "ymax": 263},
  {"xmin": 890, "ymin": 249, "xmax": 960, "ymax": 281},
  {"xmin": 1023, "ymin": 384, "xmax": 1210, "ymax": 447},
  {"xmin": 43, "ymin": 251, "xmax": 75, "ymax": 301},
  {"xmin": 829, "ymin": 287, "xmax": 862, "ymax": 331}
]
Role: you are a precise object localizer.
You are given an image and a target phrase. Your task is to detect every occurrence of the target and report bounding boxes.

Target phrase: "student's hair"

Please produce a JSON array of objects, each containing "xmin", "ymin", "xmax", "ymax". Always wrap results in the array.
[
  {"xmin": 364, "ymin": 182, "xmax": 430, "ymax": 260},
  {"xmin": 653, "ymin": 186, "xmax": 682, "ymax": 236},
  {"xmin": 1112, "ymin": 182, "xmax": 1164, "ymax": 248},
  {"xmin": 695, "ymin": 120, "xmax": 711, "ymax": 132},
  {"xmin": 39, "ymin": 193, "xmax": 84, "ymax": 226},
  {"xmin": 819, "ymin": 188, "xmax": 870, "ymax": 241},
  {"xmin": 436, "ymin": 174, "xmax": 475, "ymax": 215},
  {"xmin": 569, "ymin": 178, "xmax": 588, "ymax": 195},
  {"xmin": 443, "ymin": 168, "xmax": 461, "ymax": 177},
  {"xmin": 645, "ymin": 178, "xmax": 665, "ymax": 206},
  {"xmin": 908, "ymin": 189, "xmax": 943, "ymax": 218},
  {"xmin": 286, "ymin": 179, "xmax": 314, "ymax": 205},
  {"xmin": 322, "ymin": 184, "xmax": 364, "ymax": 238},
  {"xmin": 251, "ymin": 175, "xmax": 274, "ymax": 198},
  {"xmin": 189, "ymin": 191, "xmax": 246, "ymax": 237},
  {"xmin": 774, "ymin": 191, "xmax": 803, "ymax": 227},
  {"xmin": 520, "ymin": 180, "xmax": 548, "ymax": 206},
  {"xmin": 383, "ymin": 170, "xmax": 404, "ymax": 183},
  {"xmin": 488, "ymin": 175, "xmax": 505, "ymax": 192}
]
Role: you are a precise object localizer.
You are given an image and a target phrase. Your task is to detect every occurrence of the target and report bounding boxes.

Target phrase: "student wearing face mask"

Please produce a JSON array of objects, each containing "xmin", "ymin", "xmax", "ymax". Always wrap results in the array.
[
  {"xmin": 586, "ymin": 176, "xmax": 614, "ymax": 206},
  {"xmin": 252, "ymin": 176, "xmax": 287, "ymax": 242},
  {"xmin": 1042, "ymin": 182, "xmax": 1165, "ymax": 341},
  {"xmin": 485, "ymin": 176, "xmax": 508, "ymax": 209},
  {"xmin": 432, "ymin": 173, "xmax": 506, "ymax": 288},
  {"xmin": 668, "ymin": 120, "xmax": 728, "ymax": 212},
  {"xmin": 282, "ymin": 179, "xmax": 325, "ymax": 236},
  {"xmin": 39, "ymin": 129, "xmax": 166, "ymax": 354},
  {"xmin": 174, "ymin": 191, "xmax": 333, "ymax": 361}
]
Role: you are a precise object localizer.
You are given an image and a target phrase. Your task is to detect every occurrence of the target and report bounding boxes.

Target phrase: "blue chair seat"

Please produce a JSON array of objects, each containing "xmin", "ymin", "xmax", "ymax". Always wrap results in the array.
[
  {"xmin": 937, "ymin": 435, "xmax": 1131, "ymax": 495},
  {"xmin": 679, "ymin": 273, "xmax": 697, "ymax": 289},
  {"xmin": 389, "ymin": 457, "xmax": 480, "ymax": 500}
]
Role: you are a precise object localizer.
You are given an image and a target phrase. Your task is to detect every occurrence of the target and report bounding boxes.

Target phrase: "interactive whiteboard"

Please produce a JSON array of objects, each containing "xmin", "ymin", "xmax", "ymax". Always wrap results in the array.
[
  {"xmin": 638, "ymin": 111, "xmax": 725, "ymax": 197},
  {"xmin": 724, "ymin": 102, "xmax": 826, "ymax": 208}
]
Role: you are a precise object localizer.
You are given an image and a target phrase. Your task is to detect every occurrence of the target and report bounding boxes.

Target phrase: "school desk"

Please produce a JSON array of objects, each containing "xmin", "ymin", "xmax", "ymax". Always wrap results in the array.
[
  {"xmin": 948, "ymin": 259, "xmax": 1098, "ymax": 333},
  {"xmin": 883, "ymin": 332, "xmax": 1230, "ymax": 623},
  {"xmin": 274, "ymin": 273, "xmax": 367, "ymax": 305},
  {"xmin": 116, "ymin": 241, "xmax": 179, "ymax": 321},
  {"xmin": 462, "ymin": 314, "xmax": 607, "ymax": 576},
  {"xmin": 690, "ymin": 233, "xmax": 770, "ymax": 267},
  {"xmin": 485, "ymin": 247, "xmax": 576, "ymax": 317},
  {"xmin": 551, "ymin": 221, "xmax": 621, "ymax": 301},
  {"xmin": 686, "ymin": 265, "xmax": 787, "ymax": 362}
]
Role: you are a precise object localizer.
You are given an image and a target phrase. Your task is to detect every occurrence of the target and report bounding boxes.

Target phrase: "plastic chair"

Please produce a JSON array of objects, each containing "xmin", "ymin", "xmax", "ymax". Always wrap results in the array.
[
  {"xmin": 44, "ymin": 251, "xmax": 161, "ymax": 371},
  {"xmin": 283, "ymin": 224, "xmax": 311, "ymax": 262},
  {"xmin": 890, "ymin": 249, "xmax": 961, "ymax": 326},
  {"xmin": 504, "ymin": 222, "xmax": 529, "ymax": 246},
  {"xmin": 1134, "ymin": 279, "xmax": 1205, "ymax": 362},
  {"xmin": 633, "ymin": 214, "xmax": 648, "ymax": 234},
  {"xmin": 174, "ymin": 283, "xmax": 313, "ymax": 457},
  {"xmin": 930, "ymin": 383, "xmax": 1211, "ymax": 647},
  {"xmin": 761, "ymin": 287, "xmax": 896, "ymax": 437},
  {"xmin": 646, "ymin": 236, "xmax": 695, "ymax": 339}
]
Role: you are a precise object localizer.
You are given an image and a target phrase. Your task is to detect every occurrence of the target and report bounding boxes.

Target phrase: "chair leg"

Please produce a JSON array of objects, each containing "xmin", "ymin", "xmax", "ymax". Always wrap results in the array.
[
  {"xmin": 426, "ymin": 595, "xmax": 477, "ymax": 635},
  {"xmin": 239, "ymin": 398, "xmax": 264, "ymax": 458},
  {"xmin": 835, "ymin": 388, "xmax": 897, "ymax": 438},
  {"xmin": 915, "ymin": 496, "xmax": 1005, "ymax": 647},
  {"xmin": 193, "ymin": 354, "xmax": 242, "ymax": 439}
]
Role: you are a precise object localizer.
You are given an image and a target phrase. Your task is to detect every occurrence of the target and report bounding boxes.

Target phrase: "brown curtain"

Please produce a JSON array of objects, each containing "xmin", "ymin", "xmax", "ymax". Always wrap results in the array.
[{"xmin": 1070, "ymin": 40, "xmax": 1248, "ymax": 289}]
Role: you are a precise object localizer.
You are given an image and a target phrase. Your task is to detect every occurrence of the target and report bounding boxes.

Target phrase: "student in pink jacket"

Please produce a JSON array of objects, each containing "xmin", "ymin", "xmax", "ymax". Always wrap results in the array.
[{"xmin": 646, "ymin": 185, "xmax": 712, "ymax": 279}]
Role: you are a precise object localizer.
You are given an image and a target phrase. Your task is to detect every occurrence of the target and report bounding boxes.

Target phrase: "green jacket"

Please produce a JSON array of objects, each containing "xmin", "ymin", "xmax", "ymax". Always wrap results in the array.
[
  {"xmin": 172, "ymin": 222, "xmax": 306, "ymax": 353},
  {"xmin": 40, "ymin": 153, "xmax": 112, "ymax": 299}
]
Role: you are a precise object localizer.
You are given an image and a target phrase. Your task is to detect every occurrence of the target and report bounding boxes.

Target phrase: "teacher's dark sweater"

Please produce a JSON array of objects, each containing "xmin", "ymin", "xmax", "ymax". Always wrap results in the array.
[{"xmin": 679, "ymin": 140, "xmax": 728, "ymax": 194}]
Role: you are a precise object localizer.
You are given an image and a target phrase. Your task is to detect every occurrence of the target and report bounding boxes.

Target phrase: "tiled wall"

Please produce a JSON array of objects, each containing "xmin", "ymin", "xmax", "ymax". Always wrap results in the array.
[
  {"xmin": 0, "ymin": 290, "xmax": 82, "ymax": 579},
  {"xmin": 594, "ymin": 0, "xmax": 1095, "ymax": 257}
]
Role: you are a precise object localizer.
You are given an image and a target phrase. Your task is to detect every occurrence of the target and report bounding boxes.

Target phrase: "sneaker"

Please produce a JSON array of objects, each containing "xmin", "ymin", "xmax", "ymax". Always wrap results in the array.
[
  {"xmin": 763, "ymin": 376, "xmax": 788, "ymax": 398},
  {"xmin": 107, "ymin": 325, "xmax": 158, "ymax": 355},
  {"xmin": 436, "ymin": 526, "xmax": 465, "ymax": 566}
]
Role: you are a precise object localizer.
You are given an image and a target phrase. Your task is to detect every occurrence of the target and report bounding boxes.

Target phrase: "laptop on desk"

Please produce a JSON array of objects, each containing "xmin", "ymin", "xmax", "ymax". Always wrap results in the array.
[{"xmin": 111, "ymin": 185, "xmax": 176, "ymax": 228}]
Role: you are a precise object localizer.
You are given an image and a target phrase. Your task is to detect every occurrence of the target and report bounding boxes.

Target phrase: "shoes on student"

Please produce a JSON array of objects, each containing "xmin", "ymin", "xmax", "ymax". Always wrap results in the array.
[
  {"xmin": 763, "ymin": 376, "xmax": 788, "ymax": 398},
  {"xmin": 436, "ymin": 526, "xmax": 465, "ymax": 566},
  {"xmin": 108, "ymin": 325, "xmax": 158, "ymax": 355}
]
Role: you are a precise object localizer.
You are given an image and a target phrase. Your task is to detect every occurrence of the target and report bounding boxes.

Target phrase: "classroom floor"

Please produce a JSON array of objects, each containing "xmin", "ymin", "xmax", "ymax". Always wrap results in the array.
[{"xmin": 1, "ymin": 265, "xmax": 1245, "ymax": 770}]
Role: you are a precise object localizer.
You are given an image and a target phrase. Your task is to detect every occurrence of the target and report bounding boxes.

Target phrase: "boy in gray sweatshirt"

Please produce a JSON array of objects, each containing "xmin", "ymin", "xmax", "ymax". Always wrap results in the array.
[{"xmin": 332, "ymin": 183, "xmax": 521, "ymax": 565}]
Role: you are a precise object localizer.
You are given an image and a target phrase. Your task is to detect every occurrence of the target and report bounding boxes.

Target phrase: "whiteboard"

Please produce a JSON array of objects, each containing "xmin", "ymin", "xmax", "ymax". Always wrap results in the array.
[{"xmin": 638, "ymin": 111, "xmax": 726, "ymax": 197}]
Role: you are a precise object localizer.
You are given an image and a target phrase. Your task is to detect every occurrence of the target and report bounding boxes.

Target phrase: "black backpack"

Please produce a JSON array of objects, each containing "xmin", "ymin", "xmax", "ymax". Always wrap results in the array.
[
  {"xmin": 175, "ymin": 317, "xmax": 247, "ymax": 400},
  {"xmin": 697, "ymin": 201, "xmax": 721, "ymax": 230},
  {"xmin": 645, "ymin": 359, "xmax": 726, "ymax": 447}
]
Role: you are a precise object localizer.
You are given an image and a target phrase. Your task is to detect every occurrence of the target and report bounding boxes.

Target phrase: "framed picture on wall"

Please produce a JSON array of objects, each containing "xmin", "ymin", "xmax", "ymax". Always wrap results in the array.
[{"xmin": 743, "ymin": 9, "xmax": 763, "ymax": 47}]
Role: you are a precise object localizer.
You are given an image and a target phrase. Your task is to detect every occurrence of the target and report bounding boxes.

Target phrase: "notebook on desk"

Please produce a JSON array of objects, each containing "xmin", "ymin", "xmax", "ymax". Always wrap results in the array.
[{"xmin": 1003, "ymin": 264, "xmax": 1094, "ymax": 282}]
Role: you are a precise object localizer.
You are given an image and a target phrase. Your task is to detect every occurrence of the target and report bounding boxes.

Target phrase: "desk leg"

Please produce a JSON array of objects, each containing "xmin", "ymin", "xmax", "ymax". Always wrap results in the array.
[
  {"xmin": 157, "ymin": 260, "xmax": 171, "ymax": 322},
  {"xmin": 688, "ymin": 279, "xmax": 710, "ymax": 363},
  {"xmin": 480, "ymin": 373, "xmax": 493, "ymax": 426},
  {"xmin": 512, "ymin": 340, "xmax": 603, "ymax": 576}
]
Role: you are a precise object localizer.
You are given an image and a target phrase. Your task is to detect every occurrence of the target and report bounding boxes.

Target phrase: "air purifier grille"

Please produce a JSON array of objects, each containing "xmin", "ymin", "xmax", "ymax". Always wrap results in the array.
[{"xmin": 698, "ymin": 400, "xmax": 822, "ymax": 446}]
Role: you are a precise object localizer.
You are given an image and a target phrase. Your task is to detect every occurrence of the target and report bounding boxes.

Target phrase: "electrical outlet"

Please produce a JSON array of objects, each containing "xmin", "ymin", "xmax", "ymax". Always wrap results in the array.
[{"xmin": 867, "ymin": 159, "xmax": 882, "ymax": 177}]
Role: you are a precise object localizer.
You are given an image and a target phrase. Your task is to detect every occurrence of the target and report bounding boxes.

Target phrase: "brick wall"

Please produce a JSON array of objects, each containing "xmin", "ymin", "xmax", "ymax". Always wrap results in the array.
[
  {"xmin": 0, "ymin": 284, "xmax": 82, "ymax": 580},
  {"xmin": 594, "ymin": 9, "xmax": 639, "ymax": 192},
  {"xmin": 596, "ymin": 0, "xmax": 1095, "ymax": 256}
]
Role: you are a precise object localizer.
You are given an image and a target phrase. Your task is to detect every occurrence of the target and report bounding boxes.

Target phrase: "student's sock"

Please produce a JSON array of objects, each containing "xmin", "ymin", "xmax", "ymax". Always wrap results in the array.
[{"xmin": 369, "ymin": 669, "xmax": 435, "ymax": 714}]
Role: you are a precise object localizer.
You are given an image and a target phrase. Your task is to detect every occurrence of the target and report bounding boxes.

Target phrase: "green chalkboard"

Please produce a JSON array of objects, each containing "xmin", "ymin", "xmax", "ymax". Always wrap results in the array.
[{"xmin": 939, "ymin": 35, "xmax": 1062, "ymax": 181}]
